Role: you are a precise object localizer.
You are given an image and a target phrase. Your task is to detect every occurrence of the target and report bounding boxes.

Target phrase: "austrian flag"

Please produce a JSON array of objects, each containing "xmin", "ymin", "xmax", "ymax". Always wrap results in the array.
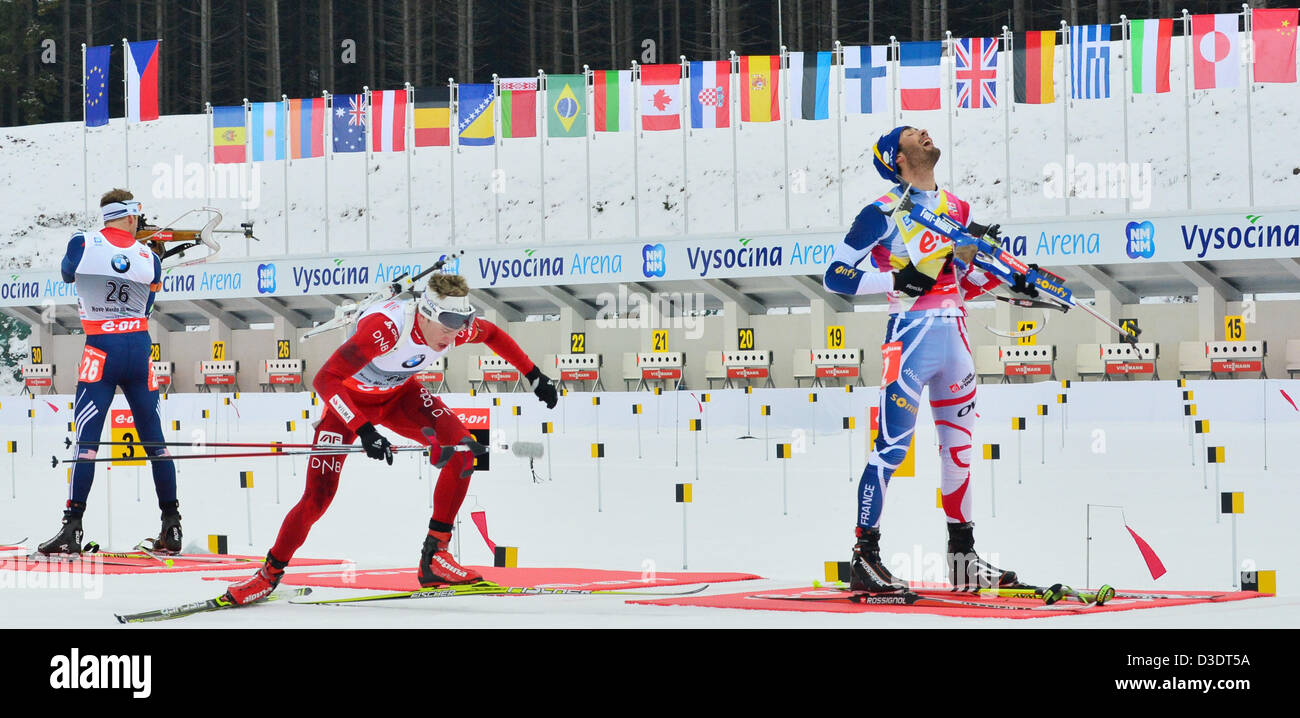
[{"xmin": 640, "ymin": 63, "xmax": 681, "ymax": 131}]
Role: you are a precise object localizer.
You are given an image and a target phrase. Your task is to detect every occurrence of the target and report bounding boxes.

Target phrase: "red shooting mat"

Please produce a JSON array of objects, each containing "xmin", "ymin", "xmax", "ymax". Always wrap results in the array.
[
  {"xmin": 206, "ymin": 566, "xmax": 761, "ymax": 591},
  {"xmin": 0, "ymin": 554, "xmax": 346, "ymax": 575},
  {"xmin": 626, "ymin": 585, "xmax": 1269, "ymax": 619}
]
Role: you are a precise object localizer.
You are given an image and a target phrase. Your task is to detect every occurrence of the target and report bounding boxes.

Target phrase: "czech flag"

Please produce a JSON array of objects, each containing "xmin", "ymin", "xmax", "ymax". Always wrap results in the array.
[{"xmin": 126, "ymin": 40, "xmax": 159, "ymax": 123}]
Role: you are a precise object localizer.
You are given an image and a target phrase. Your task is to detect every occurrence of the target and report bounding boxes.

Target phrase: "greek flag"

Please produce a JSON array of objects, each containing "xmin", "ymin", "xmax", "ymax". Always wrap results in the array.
[{"xmin": 1070, "ymin": 24, "xmax": 1111, "ymax": 100}]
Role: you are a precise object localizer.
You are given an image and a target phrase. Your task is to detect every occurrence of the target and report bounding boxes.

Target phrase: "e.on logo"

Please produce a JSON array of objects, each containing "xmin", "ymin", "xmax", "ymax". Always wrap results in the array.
[
  {"xmin": 454, "ymin": 408, "xmax": 490, "ymax": 428},
  {"xmin": 917, "ymin": 230, "xmax": 950, "ymax": 255},
  {"xmin": 113, "ymin": 413, "xmax": 134, "ymax": 426}
]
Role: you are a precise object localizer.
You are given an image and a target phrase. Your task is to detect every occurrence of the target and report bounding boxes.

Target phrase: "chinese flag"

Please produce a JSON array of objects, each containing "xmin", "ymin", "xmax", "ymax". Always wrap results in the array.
[{"xmin": 1253, "ymin": 8, "xmax": 1299, "ymax": 83}]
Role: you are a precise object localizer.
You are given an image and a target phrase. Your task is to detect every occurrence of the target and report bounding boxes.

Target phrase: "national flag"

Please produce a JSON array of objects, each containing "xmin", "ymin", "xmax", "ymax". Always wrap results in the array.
[
  {"xmin": 84, "ymin": 44, "xmax": 111, "ymax": 127},
  {"xmin": 843, "ymin": 45, "xmax": 889, "ymax": 114},
  {"xmin": 370, "ymin": 89, "xmax": 407, "ymax": 152},
  {"xmin": 899, "ymin": 41, "xmax": 942, "ymax": 110},
  {"xmin": 955, "ymin": 37, "xmax": 998, "ymax": 109},
  {"xmin": 739, "ymin": 55, "xmax": 780, "ymax": 122},
  {"xmin": 457, "ymin": 83, "xmax": 496, "ymax": 146},
  {"xmin": 688, "ymin": 60, "xmax": 730, "ymax": 129},
  {"xmin": 1014, "ymin": 30, "xmax": 1057, "ymax": 103},
  {"xmin": 287, "ymin": 97, "xmax": 325, "ymax": 158},
  {"xmin": 639, "ymin": 63, "xmax": 682, "ymax": 131},
  {"xmin": 1130, "ymin": 18, "xmax": 1173, "ymax": 94},
  {"xmin": 788, "ymin": 51, "xmax": 832, "ymax": 120},
  {"xmin": 546, "ymin": 74, "xmax": 587, "ymax": 138},
  {"xmin": 594, "ymin": 69, "xmax": 633, "ymax": 132},
  {"xmin": 412, "ymin": 87, "xmax": 450, "ymax": 147},
  {"xmin": 332, "ymin": 93, "xmax": 367, "ymax": 153},
  {"xmin": 499, "ymin": 77, "xmax": 539, "ymax": 138},
  {"xmin": 211, "ymin": 105, "xmax": 246, "ymax": 164},
  {"xmin": 1252, "ymin": 8, "xmax": 1298, "ymax": 84},
  {"xmin": 1191, "ymin": 13, "xmax": 1240, "ymax": 89},
  {"xmin": 250, "ymin": 101, "xmax": 286, "ymax": 161},
  {"xmin": 1070, "ymin": 24, "xmax": 1111, "ymax": 99},
  {"xmin": 125, "ymin": 40, "xmax": 159, "ymax": 123}
]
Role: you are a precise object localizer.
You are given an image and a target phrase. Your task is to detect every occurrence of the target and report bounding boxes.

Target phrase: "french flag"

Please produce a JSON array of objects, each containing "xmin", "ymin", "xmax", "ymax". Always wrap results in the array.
[
  {"xmin": 899, "ymin": 41, "xmax": 942, "ymax": 111},
  {"xmin": 126, "ymin": 40, "xmax": 159, "ymax": 123}
]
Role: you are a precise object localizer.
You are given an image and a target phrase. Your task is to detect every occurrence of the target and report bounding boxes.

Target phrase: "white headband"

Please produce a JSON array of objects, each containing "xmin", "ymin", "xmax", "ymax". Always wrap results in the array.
[{"xmin": 101, "ymin": 201, "xmax": 142, "ymax": 222}]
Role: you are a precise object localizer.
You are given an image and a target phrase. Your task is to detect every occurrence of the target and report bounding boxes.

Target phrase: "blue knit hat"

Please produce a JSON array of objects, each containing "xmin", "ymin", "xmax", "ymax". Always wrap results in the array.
[{"xmin": 872, "ymin": 126, "xmax": 909, "ymax": 183}]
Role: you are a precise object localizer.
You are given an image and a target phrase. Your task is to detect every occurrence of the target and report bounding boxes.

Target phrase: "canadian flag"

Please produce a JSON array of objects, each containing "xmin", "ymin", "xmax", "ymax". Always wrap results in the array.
[
  {"xmin": 639, "ymin": 63, "xmax": 682, "ymax": 131},
  {"xmin": 1191, "ymin": 13, "xmax": 1240, "ymax": 90}
]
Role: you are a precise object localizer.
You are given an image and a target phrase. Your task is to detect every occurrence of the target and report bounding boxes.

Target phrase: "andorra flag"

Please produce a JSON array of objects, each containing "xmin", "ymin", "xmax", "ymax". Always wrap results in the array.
[
  {"xmin": 126, "ymin": 39, "xmax": 160, "ymax": 122},
  {"xmin": 211, "ymin": 105, "xmax": 247, "ymax": 164}
]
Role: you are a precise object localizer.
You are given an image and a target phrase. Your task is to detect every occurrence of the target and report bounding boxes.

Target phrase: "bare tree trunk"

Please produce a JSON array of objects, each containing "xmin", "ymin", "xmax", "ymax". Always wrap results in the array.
[
  {"xmin": 658, "ymin": 0, "xmax": 664, "ymax": 62},
  {"xmin": 1013, "ymin": 0, "xmax": 1026, "ymax": 33},
  {"xmin": 414, "ymin": 0, "xmax": 423, "ymax": 85},
  {"xmin": 910, "ymin": 0, "xmax": 921, "ymax": 42},
  {"xmin": 528, "ymin": 0, "xmax": 536, "ymax": 73},
  {"xmin": 379, "ymin": 0, "xmax": 388, "ymax": 86},
  {"xmin": 624, "ymin": 1, "xmax": 633, "ymax": 65},
  {"xmin": 403, "ymin": 0, "xmax": 412, "ymax": 83},
  {"xmin": 612, "ymin": 0, "xmax": 618, "ymax": 69},
  {"xmin": 570, "ymin": 0, "xmax": 578, "ymax": 73},
  {"xmin": 1159, "ymin": 0, "xmax": 1175, "ymax": 19},
  {"xmin": 267, "ymin": 0, "xmax": 281, "ymax": 98},
  {"xmin": 719, "ymin": 0, "xmax": 728, "ymax": 60},
  {"xmin": 63, "ymin": 0, "xmax": 70, "ymax": 120},
  {"xmin": 431, "ymin": 0, "xmax": 439, "ymax": 83},
  {"xmin": 796, "ymin": 0, "xmax": 803, "ymax": 49},
  {"xmin": 201, "ymin": 0, "xmax": 210, "ymax": 104},
  {"xmin": 238, "ymin": 0, "xmax": 248, "ymax": 102},
  {"xmin": 1097, "ymin": 0, "xmax": 1109, "ymax": 24},
  {"xmin": 1069, "ymin": 0, "xmax": 1079, "ymax": 27},
  {"xmin": 940, "ymin": 0, "xmax": 948, "ymax": 38},
  {"xmin": 831, "ymin": 0, "xmax": 838, "ymax": 44},
  {"xmin": 87, "ymin": 0, "xmax": 93, "ymax": 45},
  {"xmin": 458, "ymin": 0, "xmax": 467, "ymax": 81},
  {"xmin": 468, "ymin": 0, "xmax": 475, "ymax": 81},
  {"xmin": 368, "ymin": 0, "xmax": 376, "ymax": 86},
  {"xmin": 923, "ymin": 0, "xmax": 932, "ymax": 41},
  {"xmin": 674, "ymin": 0, "xmax": 681, "ymax": 61},
  {"xmin": 710, "ymin": 0, "xmax": 718, "ymax": 58}
]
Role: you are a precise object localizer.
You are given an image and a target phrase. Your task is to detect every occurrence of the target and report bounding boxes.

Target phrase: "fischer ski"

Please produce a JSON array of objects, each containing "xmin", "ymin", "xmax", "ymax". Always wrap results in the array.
[
  {"xmin": 755, "ymin": 588, "xmax": 1045, "ymax": 611},
  {"xmin": 114, "ymin": 588, "xmax": 313, "ymax": 624},
  {"xmin": 289, "ymin": 581, "xmax": 710, "ymax": 605},
  {"xmin": 811, "ymin": 581, "xmax": 1115, "ymax": 607}
]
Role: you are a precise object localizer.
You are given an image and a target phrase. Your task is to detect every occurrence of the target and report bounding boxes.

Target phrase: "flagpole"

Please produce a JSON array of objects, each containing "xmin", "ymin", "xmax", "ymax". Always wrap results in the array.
[
  {"xmin": 82, "ymin": 43, "xmax": 89, "ymax": 225},
  {"xmin": 450, "ymin": 79, "xmax": 458, "ymax": 247},
  {"xmin": 945, "ymin": 31, "xmax": 954, "ymax": 189},
  {"xmin": 582, "ymin": 66, "xmax": 592, "ymax": 241},
  {"xmin": 205, "ymin": 103, "xmax": 213, "ymax": 213},
  {"xmin": 282, "ymin": 94, "xmax": 290, "ymax": 255},
  {"xmin": 243, "ymin": 98, "xmax": 251, "ymax": 246},
  {"xmin": 681, "ymin": 55, "xmax": 690, "ymax": 236},
  {"xmin": 1003, "ymin": 27, "xmax": 1012, "ymax": 217},
  {"xmin": 781, "ymin": 45, "xmax": 790, "ymax": 230},
  {"xmin": 1183, "ymin": 11, "xmax": 1193, "ymax": 211},
  {"xmin": 1243, "ymin": 4, "xmax": 1255, "ymax": 208},
  {"xmin": 891, "ymin": 36, "xmax": 899, "ymax": 129},
  {"xmin": 731, "ymin": 51, "xmax": 741, "ymax": 232},
  {"xmin": 1120, "ymin": 17, "xmax": 1132, "ymax": 215},
  {"xmin": 492, "ymin": 73, "xmax": 501, "ymax": 245},
  {"xmin": 324, "ymin": 90, "xmax": 332, "ymax": 254},
  {"xmin": 1061, "ymin": 21, "xmax": 1070, "ymax": 217},
  {"xmin": 405, "ymin": 81, "xmax": 414, "ymax": 249},
  {"xmin": 834, "ymin": 42, "xmax": 844, "ymax": 225},
  {"xmin": 632, "ymin": 61, "xmax": 642, "ymax": 238},
  {"xmin": 364, "ymin": 85, "xmax": 371, "ymax": 252},
  {"xmin": 540, "ymin": 70, "xmax": 549, "ymax": 245},
  {"xmin": 122, "ymin": 38, "xmax": 129, "ymax": 189}
]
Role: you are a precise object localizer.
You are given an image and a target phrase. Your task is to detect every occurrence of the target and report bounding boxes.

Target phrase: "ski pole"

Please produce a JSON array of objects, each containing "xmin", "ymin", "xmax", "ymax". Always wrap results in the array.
[
  {"xmin": 68, "ymin": 437, "xmax": 335, "ymax": 450},
  {"xmin": 53, "ymin": 445, "xmax": 431, "ymax": 466}
]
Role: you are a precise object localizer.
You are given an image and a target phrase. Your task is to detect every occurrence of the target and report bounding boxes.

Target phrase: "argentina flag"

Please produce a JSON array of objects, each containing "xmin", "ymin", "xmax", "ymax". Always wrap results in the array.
[{"xmin": 1070, "ymin": 24, "xmax": 1111, "ymax": 99}]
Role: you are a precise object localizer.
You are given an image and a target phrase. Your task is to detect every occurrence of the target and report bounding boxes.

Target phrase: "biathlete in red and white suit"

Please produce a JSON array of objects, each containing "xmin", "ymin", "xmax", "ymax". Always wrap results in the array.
[{"xmin": 225, "ymin": 274, "xmax": 558, "ymax": 604}]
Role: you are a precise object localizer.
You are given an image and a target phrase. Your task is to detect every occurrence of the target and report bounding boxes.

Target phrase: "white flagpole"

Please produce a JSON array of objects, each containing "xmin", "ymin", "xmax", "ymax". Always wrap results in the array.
[
  {"xmin": 583, "ymin": 66, "xmax": 592, "ymax": 241},
  {"xmin": 834, "ymin": 42, "xmax": 844, "ymax": 225},
  {"xmin": 632, "ymin": 61, "xmax": 642, "ymax": 238},
  {"xmin": 364, "ymin": 85, "xmax": 371, "ymax": 251},
  {"xmin": 1183, "ymin": 11, "xmax": 1193, "ymax": 210},
  {"xmin": 405, "ymin": 81, "xmax": 414, "ymax": 248},
  {"xmin": 946, "ymin": 31, "xmax": 954, "ymax": 189},
  {"xmin": 890, "ymin": 36, "xmax": 899, "ymax": 128},
  {"xmin": 82, "ymin": 43, "xmax": 89, "ymax": 225},
  {"xmin": 1120, "ymin": 17, "xmax": 1131, "ymax": 214},
  {"xmin": 731, "ymin": 51, "xmax": 741, "ymax": 232},
  {"xmin": 324, "ymin": 90, "xmax": 332, "ymax": 253},
  {"xmin": 243, "ymin": 98, "xmax": 251, "ymax": 243},
  {"xmin": 1061, "ymin": 21, "xmax": 1070, "ymax": 216},
  {"xmin": 781, "ymin": 46, "xmax": 790, "ymax": 230},
  {"xmin": 450, "ymin": 79, "xmax": 458, "ymax": 247},
  {"xmin": 1243, "ymin": 4, "xmax": 1255, "ymax": 207},
  {"xmin": 681, "ymin": 55, "xmax": 690, "ymax": 236},
  {"xmin": 540, "ymin": 70, "xmax": 549, "ymax": 244},
  {"xmin": 205, "ymin": 103, "xmax": 213, "ymax": 212},
  {"xmin": 492, "ymin": 74, "xmax": 501, "ymax": 245},
  {"xmin": 282, "ymin": 94, "xmax": 290, "ymax": 255},
  {"xmin": 122, "ymin": 38, "xmax": 129, "ymax": 189},
  {"xmin": 1003, "ymin": 27, "xmax": 1012, "ymax": 216}
]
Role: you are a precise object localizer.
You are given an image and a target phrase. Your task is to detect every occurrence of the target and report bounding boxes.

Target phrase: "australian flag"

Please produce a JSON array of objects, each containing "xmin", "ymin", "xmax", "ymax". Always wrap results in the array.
[
  {"xmin": 332, "ymin": 93, "xmax": 367, "ymax": 153},
  {"xmin": 955, "ymin": 37, "xmax": 998, "ymax": 109}
]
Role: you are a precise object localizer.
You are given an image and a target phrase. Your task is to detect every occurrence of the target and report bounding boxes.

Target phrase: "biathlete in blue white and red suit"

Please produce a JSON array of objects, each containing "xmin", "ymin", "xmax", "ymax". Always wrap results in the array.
[{"xmin": 822, "ymin": 126, "xmax": 1040, "ymax": 593}]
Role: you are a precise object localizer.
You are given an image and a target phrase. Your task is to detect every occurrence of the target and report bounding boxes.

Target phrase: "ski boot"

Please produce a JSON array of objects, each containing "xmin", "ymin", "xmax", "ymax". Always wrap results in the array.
[
  {"xmin": 946, "ymin": 521, "xmax": 1018, "ymax": 591},
  {"xmin": 148, "ymin": 503, "xmax": 183, "ymax": 554},
  {"xmin": 223, "ymin": 553, "xmax": 289, "ymax": 605},
  {"xmin": 418, "ymin": 526, "xmax": 483, "ymax": 587},
  {"xmin": 849, "ymin": 527, "xmax": 909, "ymax": 593},
  {"xmin": 36, "ymin": 505, "xmax": 86, "ymax": 557}
]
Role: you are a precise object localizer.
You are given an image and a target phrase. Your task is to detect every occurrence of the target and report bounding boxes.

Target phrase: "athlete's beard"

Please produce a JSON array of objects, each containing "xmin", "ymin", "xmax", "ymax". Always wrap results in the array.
[{"xmin": 902, "ymin": 144, "xmax": 941, "ymax": 173}]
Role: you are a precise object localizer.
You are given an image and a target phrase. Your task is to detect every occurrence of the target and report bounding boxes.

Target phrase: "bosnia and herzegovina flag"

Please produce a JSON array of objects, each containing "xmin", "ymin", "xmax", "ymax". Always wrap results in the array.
[
  {"xmin": 457, "ymin": 83, "xmax": 496, "ymax": 146},
  {"xmin": 1013, "ymin": 30, "xmax": 1056, "ymax": 104},
  {"xmin": 126, "ymin": 39, "xmax": 160, "ymax": 122},
  {"xmin": 212, "ymin": 105, "xmax": 247, "ymax": 164}
]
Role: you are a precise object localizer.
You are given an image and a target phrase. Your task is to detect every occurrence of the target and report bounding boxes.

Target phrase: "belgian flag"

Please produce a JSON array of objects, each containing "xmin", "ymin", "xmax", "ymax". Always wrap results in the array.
[
  {"xmin": 1014, "ymin": 30, "xmax": 1057, "ymax": 104},
  {"xmin": 413, "ymin": 86, "xmax": 451, "ymax": 147}
]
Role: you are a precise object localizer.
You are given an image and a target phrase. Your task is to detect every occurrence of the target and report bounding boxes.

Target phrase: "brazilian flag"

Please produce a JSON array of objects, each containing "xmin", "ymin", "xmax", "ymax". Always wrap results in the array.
[{"xmin": 547, "ymin": 74, "xmax": 587, "ymax": 138}]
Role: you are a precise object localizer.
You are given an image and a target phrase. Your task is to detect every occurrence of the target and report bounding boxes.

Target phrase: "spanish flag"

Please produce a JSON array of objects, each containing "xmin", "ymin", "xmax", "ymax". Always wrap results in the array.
[
  {"xmin": 740, "ymin": 55, "xmax": 781, "ymax": 122},
  {"xmin": 1014, "ymin": 30, "xmax": 1056, "ymax": 104},
  {"xmin": 212, "ymin": 105, "xmax": 247, "ymax": 164}
]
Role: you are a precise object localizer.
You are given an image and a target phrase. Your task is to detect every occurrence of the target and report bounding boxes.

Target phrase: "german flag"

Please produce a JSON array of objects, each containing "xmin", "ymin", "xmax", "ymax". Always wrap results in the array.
[
  {"xmin": 413, "ymin": 87, "xmax": 451, "ymax": 147},
  {"xmin": 1014, "ymin": 30, "xmax": 1056, "ymax": 104}
]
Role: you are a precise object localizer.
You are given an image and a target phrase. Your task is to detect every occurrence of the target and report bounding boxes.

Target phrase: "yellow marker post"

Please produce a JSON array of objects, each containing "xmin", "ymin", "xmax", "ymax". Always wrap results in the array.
[
  {"xmin": 208, "ymin": 534, "xmax": 229, "ymax": 555},
  {"xmin": 842, "ymin": 416, "xmax": 857, "ymax": 481},
  {"xmin": 1208, "ymin": 447, "xmax": 1226, "ymax": 524},
  {"xmin": 1037, "ymin": 404, "xmax": 1048, "ymax": 465},
  {"xmin": 592, "ymin": 443, "xmax": 605, "ymax": 512},
  {"xmin": 777, "ymin": 443, "xmax": 793, "ymax": 515},
  {"xmin": 240, "ymin": 471, "xmax": 255, "ymax": 545},
  {"xmin": 936, "ymin": 487, "xmax": 944, "ymax": 510},
  {"xmin": 809, "ymin": 391, "xmax": 818, "ymax": 445},
  {"xmin": 1242, "ymin": 570, "xmax": 1276, "ymax": 595},
  {"xmin": 761, "ymin": 404, "xmax": 772, "ymax": 461},
  {"xmin": 983, "ymin": 444, "xmax": 1001, "ymax": 518},
  {"xmin": 541, "ymin": 421, "xmax": 554, "ymax": 480},
  {"xmin": 1221, "ymin": 491, "xmax": 1245, "ymax": 587},
  {"xmin": 1012, "ymin": 417, "xmax": 1026, "ymax": 484},
  {"xmin": 6, "ymin": 440, "xmax": 16, "ymax": 499},
  {"xmin": 700, "ymin": 393, "xmax": 710, "ymax": 444},
  {"xmin": 1194, "ymin": 420, "xmax": 1211, "ymax": 489},
  {"xmin": 493, "ymin": 546, "xmax": 519, "ymax": 568},
  {"xmin": 632, "ymin": 403, "xmax": 643, "ymax": 459},
  {"xmin": 689, "ymin": 418, "xmax": 703, "ymax": 481},
  {"xmin": 676, "ymin": 483, "xmax": 692, "ymax": 569}
]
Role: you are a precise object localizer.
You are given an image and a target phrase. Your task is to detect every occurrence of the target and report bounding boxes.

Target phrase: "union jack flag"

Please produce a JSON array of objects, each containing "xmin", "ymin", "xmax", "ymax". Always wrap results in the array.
[{"xmin": 955, "ymin": 37, "xmax": 999, "ymax": 109}]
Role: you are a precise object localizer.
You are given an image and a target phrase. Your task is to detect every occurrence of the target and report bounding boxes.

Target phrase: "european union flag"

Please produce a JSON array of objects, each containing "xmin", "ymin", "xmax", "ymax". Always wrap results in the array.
[{"xmin": 84, "ymin": 45, "xmax": 111, "ymax": 127}]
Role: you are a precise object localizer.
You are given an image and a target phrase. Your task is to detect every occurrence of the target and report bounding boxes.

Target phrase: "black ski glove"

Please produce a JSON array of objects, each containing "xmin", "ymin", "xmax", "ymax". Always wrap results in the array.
[
  {"xmin": 525, "ymin": 366, "xmax": 558, "ymax": 409},
  {"xmin": 893, "ymin": 262, "xmax": 937, "ymax": 297},
  {"xmin": 1010, "ymin": 263, "xmax": 1040, "ymax": 298},
  {"xmin": 356, "ymin": 422, "xmax": 394, "ymax": 465}
]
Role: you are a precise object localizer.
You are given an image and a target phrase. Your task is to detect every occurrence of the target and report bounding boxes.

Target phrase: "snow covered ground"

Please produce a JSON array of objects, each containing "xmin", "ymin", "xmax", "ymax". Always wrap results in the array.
[{"xmin": 2, "ymin": 380, "xmax": 1297, "ymax": 628}]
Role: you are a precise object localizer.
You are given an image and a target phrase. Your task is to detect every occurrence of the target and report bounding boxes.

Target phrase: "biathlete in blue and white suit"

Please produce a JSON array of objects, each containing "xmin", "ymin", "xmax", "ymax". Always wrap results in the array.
[
  {"xmin": 37, "ymin": 189, "xmax": 181, "ymax": 557},
  {"xmin": 822, "ymin": 127, "xmax": 1039, "ymax": 593}
]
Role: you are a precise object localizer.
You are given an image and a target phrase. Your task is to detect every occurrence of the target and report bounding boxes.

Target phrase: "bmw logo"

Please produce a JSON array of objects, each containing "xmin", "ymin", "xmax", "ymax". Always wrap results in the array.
[
  {"xmin": 111, "ymin": 254, "xmax": 131, "ymax": 273},
  {"xmin": 401, "ymin": 354, "xmax": 426, "ymax": 368}
]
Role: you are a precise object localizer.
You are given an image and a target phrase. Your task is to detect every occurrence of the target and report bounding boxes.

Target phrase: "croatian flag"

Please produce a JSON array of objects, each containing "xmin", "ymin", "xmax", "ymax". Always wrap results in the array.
[
  {"xmin": 955, "ymin": 37, "xmax": 998, "ymax": 109},
  {"xmin": 689, "ymin": 60, "xmax": 730, "ymax": 129},
  {"xmin": 899, "ymin": 41, "xmax": 942, "ymax": 111},
  {"xmin": 126, "ymin": 40, "xmax": 159, "ymax": 123},
  {"xmin": 843, "ymin": 45, "xmax": 889, "ymax": 115}
]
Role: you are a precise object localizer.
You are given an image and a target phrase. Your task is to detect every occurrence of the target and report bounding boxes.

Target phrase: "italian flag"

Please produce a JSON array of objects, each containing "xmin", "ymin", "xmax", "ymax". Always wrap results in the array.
[{"xmin": 1130, "ymin": 18, "xmax": 1172, "ymax": 94}]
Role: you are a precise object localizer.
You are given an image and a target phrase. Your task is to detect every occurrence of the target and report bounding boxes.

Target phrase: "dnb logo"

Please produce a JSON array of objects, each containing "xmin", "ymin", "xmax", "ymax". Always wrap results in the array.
[
  {"xmin": 453, "ymin": 408, "xmax": 491, "ymax": 471},
  {"xmin": 1125, "ymin": 221, "xmax": 1155, "ymax": 259},
  {"xmin": 311, "ymin": 431, "xmax": 345, "ymax": 472},
  {"xmin": 642, "ymin": 243, "xmax": 667, "ymax": 278},
  {"xmin": 257, "ymin": 263, "xmax": 277, "ymax": 293},
  {"xmin": 111, "ymin": 254, "xmax": 131, "ymax": 273},
  {"xmin": 401, "ymin": 354, "xmax": 427, "ymax": 369}
]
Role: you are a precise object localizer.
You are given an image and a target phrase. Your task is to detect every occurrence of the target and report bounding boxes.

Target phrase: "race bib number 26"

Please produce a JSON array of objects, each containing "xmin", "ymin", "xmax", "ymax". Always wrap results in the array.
[{"xmin": 78, "ymin": 346, "xmax": 108, "ymax": 383}]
